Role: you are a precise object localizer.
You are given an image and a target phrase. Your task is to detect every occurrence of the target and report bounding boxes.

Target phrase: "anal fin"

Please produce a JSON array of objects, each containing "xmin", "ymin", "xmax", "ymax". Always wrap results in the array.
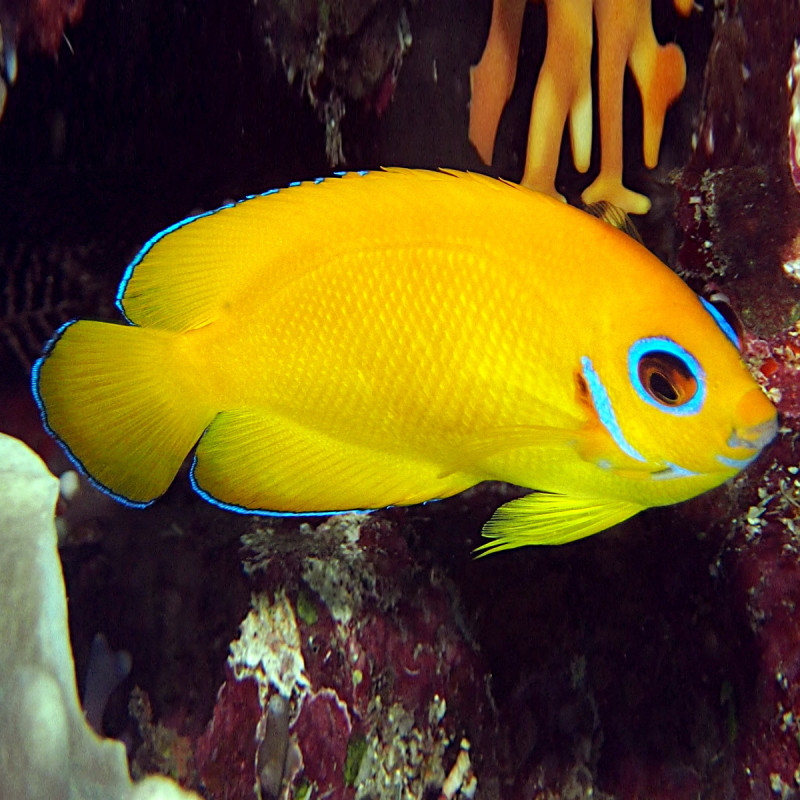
[{"xmin": 191, "ymin": 409, "xmax": 474, "ymax": 514}]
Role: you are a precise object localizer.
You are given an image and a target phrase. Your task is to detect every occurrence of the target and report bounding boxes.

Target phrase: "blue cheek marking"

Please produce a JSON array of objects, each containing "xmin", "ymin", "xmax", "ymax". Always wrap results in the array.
[
  {"xmin": 628, "ymin": 338, "xmax": 706, "ymax": 416},
  {"xmin": 716, "ymin": 453, "xmax": 758, "ymax": 470},
  {"xmin": 651, "ymin": 462, "xmax": 699, "ymax": 480},
  {"xmin": 700, "ymin": 297, "xmax": 741, "ymax": 350},
  {"xmin": 581, "ymin": 356, "xmax": 646, "ymax": 463}
]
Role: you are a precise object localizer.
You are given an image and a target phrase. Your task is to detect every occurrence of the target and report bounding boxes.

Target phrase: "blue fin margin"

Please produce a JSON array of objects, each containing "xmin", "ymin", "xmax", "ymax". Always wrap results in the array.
[
  {"xmin": 30, "ymin": 320, "xmax": 153, "ymax": 509},
  {"xmin": 115, "ymin": 171, "xmax": 374, "ymax": 322}
]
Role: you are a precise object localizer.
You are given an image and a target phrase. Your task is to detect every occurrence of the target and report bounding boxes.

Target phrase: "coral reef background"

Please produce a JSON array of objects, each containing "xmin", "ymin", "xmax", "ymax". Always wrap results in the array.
[{"xmin": 3, "ymin": 0, "xmax": 800, "ymax": 798}]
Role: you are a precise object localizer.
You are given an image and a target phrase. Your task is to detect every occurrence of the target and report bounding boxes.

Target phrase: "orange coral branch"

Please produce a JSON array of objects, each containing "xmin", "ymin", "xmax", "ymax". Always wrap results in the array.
[
  {"xmin": 468, "ymin": 0, "xmax": 527, "ymax": 165},
  {"xmin": 522, "ymin": 0, "xmax": 593, "ymax": 200},
  {"xmin": 582, "ymin": 0, "xmax": 686, "ymax": 213},
  {"xmin": 468, "ymin": 0, "xmax": 691, "ymax": 214}
]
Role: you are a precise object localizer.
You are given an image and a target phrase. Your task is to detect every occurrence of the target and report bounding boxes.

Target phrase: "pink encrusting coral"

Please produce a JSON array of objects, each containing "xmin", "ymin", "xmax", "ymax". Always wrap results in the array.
[
  {"xmin": 717, "ymin": 433, "xmax": 800, "ymax": 797},
  {"xmin": 25, "ymin": 0, "xmax": 85, "ymax": 55},
  {"xmin": 668, "ymin": 2, "xmax": 800, "ymax": 792},
  {"xmin": 194, "ymin": 675, "xmax": 261, "ymax": 799}
]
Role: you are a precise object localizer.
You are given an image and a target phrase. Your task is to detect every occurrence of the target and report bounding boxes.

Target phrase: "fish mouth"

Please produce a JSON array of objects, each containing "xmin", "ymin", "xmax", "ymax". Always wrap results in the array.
[
  {"xmin": 650, "ymin": 416, "xmax": 778, "ymax": 480},
  {"xmin": 726, "ymin": 416, "xmax": 779, "ymax": 451},
  {"xmin": 716, "ymin": 415, "xmax": 779, "ymax": 470}
]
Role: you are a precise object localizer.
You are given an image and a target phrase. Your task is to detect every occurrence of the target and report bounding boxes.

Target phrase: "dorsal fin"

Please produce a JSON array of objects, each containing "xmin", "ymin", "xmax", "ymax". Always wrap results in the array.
[
  {"xmin": 117, "ymin": 183, "xmax": 321, "ymax": 331},
  {"xmin": 116, "ymin": 169, "xmax": 523, "ymax": 332},
  {"xmin": 115, "ymin": 173, "xmax": 384, "ymax": 331}
]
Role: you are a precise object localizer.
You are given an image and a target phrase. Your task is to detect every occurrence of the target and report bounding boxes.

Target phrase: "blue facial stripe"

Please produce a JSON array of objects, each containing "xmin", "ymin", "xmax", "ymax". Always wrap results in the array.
[
  {"xmin": 700, "ymin": 297, "xmax": 740, "ymax": 350},
  {"xmin": 651, "ymin": 462, "xmax": 699, "ymax": 480},
  {"xmin": 716, "ymin": 453, "xmax": 758, "ymax": 470},
  {"xmin": 31, "ymin": 322, "xmax": 154, "ymax": 508},
  {"xmin": 580, "ymin": 356, "xmax": 647, "ymax": 463},
  {"xmin": 628, "ymin": 338, "xmax": 706, "ymax": 416}
]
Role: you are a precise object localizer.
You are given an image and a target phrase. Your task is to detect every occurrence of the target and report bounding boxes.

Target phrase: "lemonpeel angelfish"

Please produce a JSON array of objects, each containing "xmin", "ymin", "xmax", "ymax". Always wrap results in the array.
[{"xmin": 32, "ymin": 169, "xmax": 777, "ymax": 551}]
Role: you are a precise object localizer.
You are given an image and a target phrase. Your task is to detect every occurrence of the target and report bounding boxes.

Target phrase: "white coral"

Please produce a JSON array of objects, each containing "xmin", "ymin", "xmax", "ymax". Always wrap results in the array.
[{"xmin": 0, "ymin": 433, "xmax": 200, "ymax": 800}]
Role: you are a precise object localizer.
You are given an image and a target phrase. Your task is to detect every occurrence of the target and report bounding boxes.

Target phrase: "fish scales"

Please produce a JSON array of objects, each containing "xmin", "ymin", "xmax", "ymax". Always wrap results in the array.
[{"xmin": 180, "ymin": 190, "xmax": 575, "ymax": 440}]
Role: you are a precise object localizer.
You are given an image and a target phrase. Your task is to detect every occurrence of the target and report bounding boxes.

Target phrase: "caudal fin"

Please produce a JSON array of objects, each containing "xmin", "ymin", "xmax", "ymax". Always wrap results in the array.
[{"xmin": 32, "ymin": 320, "xmax": 215, "ymax": 506}]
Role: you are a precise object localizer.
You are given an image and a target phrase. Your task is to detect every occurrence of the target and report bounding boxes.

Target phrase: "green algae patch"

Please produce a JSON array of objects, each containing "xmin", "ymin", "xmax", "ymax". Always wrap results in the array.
[{"xmin": 344, "ymin": 733, "xmax": 367, "ymax": 786}]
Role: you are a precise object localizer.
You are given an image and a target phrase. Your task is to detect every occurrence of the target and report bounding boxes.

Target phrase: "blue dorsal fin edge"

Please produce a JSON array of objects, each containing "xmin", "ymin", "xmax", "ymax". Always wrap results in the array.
[{"xmin": 115, "ymin": 171, "xmax": 374, "ymax": 322}]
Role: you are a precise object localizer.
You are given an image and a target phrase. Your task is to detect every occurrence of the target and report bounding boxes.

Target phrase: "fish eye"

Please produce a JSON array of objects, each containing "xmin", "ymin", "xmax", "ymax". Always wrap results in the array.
[
  {"xmin": 628, "ymin": 338, "xmax": 706, "ymax": 416},
  {"xmin": 638, "ymin": 352, "xmax": 696, "ymax": 406}
]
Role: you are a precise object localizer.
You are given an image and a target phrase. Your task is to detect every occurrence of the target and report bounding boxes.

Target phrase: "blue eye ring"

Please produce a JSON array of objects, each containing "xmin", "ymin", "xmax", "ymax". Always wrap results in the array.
[{"xmin": 628, "ymin": 338, "xmax": 706, "ymax": 416}]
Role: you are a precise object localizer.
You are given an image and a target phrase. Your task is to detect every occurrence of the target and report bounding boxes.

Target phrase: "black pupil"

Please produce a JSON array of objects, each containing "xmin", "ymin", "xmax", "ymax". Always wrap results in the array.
[
  {"xmin": 638, "ymin": 351, "xmax": 697, "ymax": 407},
  {"xmin": 648, "ymin": 371, "xmax": 679, "ymax": 403}
]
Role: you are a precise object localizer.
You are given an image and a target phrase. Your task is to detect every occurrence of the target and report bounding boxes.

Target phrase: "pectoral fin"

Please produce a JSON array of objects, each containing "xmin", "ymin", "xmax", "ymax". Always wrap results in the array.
[
  {"xmin": 476, "ymin": 492, "xmax": 644, "ymax": 553},
  {"xmin": 437, "ymin": 424, "xmax": 577, "ymax": 479}
]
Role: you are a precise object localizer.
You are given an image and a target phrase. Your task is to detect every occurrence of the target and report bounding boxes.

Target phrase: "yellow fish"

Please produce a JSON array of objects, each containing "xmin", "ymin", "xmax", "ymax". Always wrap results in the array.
[{"xmin": 32, "ymin": 169, "xmax": 777, "ymax": 551}]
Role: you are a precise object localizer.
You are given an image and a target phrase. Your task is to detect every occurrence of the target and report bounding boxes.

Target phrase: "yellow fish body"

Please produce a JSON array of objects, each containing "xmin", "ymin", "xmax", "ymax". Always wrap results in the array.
[{"xmin": 32, "ymin": 169, "xmax": 777, "ymax": 550}]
